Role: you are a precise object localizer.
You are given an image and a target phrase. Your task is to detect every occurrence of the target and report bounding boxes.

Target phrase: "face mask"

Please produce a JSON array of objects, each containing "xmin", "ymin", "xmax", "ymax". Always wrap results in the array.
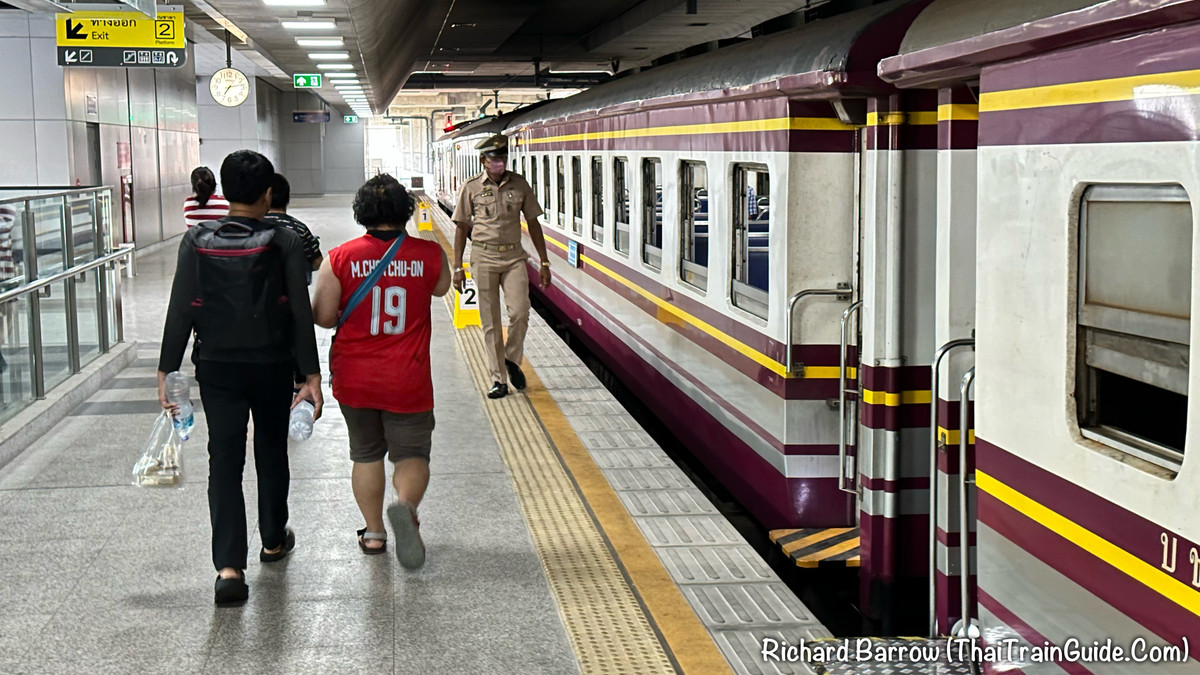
[{"xmin": 485, "ymin": 158, "xmax": 506, "ymax": 174}]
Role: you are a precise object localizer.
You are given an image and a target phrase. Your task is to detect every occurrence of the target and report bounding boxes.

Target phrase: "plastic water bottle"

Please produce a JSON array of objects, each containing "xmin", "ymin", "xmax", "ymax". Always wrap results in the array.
[
  {"xmin": 164, "ymin": 371, "xmax": 194, "ymax": 441},
  {"xmin": 289, "ymin": 400, "xmax": 314, "ymax": 441}
]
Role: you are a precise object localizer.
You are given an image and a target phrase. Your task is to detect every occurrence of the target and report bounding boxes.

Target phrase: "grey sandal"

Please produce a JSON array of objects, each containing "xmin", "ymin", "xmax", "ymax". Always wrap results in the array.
[{"xmin": 357, "ymin": 528, "xmax": 387, "ymax": 555}]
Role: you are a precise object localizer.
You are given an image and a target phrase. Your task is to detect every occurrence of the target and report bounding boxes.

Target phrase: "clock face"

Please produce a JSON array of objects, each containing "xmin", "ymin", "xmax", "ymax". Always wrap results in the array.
[{"xmin": 210, "ymin": 68, "xmax": 249, "ymax": 107}]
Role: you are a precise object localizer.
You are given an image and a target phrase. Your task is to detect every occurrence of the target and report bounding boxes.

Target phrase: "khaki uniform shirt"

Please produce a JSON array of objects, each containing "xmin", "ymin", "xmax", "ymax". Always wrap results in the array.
[{"xmin": 451, "ymin": 172, "xmax": 543, "ymax": 246}]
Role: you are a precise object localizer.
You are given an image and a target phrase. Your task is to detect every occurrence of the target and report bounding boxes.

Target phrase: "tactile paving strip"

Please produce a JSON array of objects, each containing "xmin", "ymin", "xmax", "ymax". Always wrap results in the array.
[{"xmin": 440, "ymin": 275, "xmax": 676, "ymax": 674}]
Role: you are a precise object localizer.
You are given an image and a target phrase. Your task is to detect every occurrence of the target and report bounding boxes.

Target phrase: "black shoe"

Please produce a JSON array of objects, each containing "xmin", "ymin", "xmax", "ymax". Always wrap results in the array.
[
  {"xmin": 505, "ymin": 360, "xmax": 526, "ymax": 390},
  {"xmin": 260, "ymin": 527, "xmax": 295, "ymax": 563},
  {"xmin": 487, "ymin": 382, "xmax": 509, "ymax": 399},
  {"xmin": 214, "ymin": 574, "xmax": 248, "ymax": 606}
]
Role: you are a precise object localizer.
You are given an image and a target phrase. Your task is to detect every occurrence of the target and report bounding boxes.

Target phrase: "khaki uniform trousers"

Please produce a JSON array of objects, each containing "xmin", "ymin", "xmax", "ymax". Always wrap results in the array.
[{"xmin": 469, "ymin": 246, "xmax": 530, "ymax": 385}]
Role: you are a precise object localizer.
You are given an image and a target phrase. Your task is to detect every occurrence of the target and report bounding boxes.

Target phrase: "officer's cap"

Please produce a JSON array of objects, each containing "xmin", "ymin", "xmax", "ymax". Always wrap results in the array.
[{"xmin": 476, "ymin": 134, "xmax": 508, "ymax": 157}]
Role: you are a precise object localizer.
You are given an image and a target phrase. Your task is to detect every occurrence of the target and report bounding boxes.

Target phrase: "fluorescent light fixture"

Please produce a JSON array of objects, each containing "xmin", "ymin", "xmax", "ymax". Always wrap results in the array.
[
  {"xmin": 282, "ymin": 20, "xmax": 336, "ymax": 30},
  {"xmin": 317, "ymin": 63, "xmax": 354, "ymax": 70},
  {"xmin": 325, "ymin": 72, "xmax": 358, "ymax": 79},
  {"xmin": 296, "ymin": 37, "xmax": 343, "ymax": 47},
  {"xmin": 264, "ymin": 0, "xmax": 325, "ymax": 5},
  {"xmin": 335, "ymin": 85, "xmax": 363, "ymax": 90},
  {"xmin": 411, "ymin": 70, "xmax": 473, "ymax": 75},
  {"xmin": 308, "ymin": 52, "xmax": 349, "ymax": 60},
  {"xmin": 547, "ymin": 69, "xmax": 612, "ymax": 74}
]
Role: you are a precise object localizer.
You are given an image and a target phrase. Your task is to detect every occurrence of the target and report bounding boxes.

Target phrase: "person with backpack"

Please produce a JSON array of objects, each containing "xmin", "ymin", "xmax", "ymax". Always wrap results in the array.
[
  {"xmin": 311, "ymin": 175, "xmax": 449, "ymax": 568},
  {"xmin": 157, "ymin": 149, "xmax": 323, "ymax": 606}
]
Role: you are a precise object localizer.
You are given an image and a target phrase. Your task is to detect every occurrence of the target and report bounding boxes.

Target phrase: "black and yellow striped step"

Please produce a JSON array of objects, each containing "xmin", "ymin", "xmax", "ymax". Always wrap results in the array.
[{"xmin": 768, "ymin": 527, "xmax": 860, "ymax": 568}]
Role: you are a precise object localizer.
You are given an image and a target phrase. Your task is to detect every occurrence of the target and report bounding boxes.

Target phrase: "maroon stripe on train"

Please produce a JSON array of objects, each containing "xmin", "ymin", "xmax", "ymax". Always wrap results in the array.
[
  {"xmin": 938, "ymin": 120, "xmax": 979, "ymax": 151},
  {"xmin": 861, "ymin": 364, "xmax": 932, "ymax": 392},
  {"xmin": 979, "ymin": 98, "xmax": 1200, "ymax": 146},
  {"xmin": 536, "ymin": 258, "xmax": 844, "ymax": 458},
  {"xmin": 936, "ymin": 398, "xmax": 975, "ymax": 430},
  {"xmin": 934, "ymin": 569, "xmax": 977, "ymax": 632},
  {"xmin": 979, "ymin": 486, "xmax": 1200, "ymax": 662},
  {"xmin": 531, "ymin": 266, "xmax": 854, "ymax": 528},
  {"xmin": 977, "ymin": 588, "xmax": 1094, "ymax": 675},
  {"xmin": 877, "ymin": 0, "xmax": 1200, "ymax": 88},
  {"xmin": 935, "ymin": 527, "xmax": 977, "ymax": 549},
  {"xmin": 521, "ymin": 98, "xmax": 824, "ymax": 136},
  {"xmin": 525, "ymin": 130, "xmax": 857, "ymax": 154},
  {"xmin": 936, "ymin": 443, "xmax": 975, "ymax": 475},
  {"xmin": 538, "ymin": 230, "xmax": 847, "ymax": 400},
  {"xmin": 982, "ymin": 20, "xmax": 1200, "ymax": 94},
  {"xmin": 864, "ymin": 120, "xmax": 938, "ymax": 151},
  {"xmin": 860, "ymin": 513, "xmax": 928, "ymax": 606},
  {"xmin": 978, "ymin": 439, "xmax": 1200, "ymax": 591},
  {"xmin": 859, "ymin": 475, "xmax": 930, "ymax": 492},
  {"xmin": 939, "ymin": 86, "xmax": 978, "ymax": 107},
  {"xmin": 861, "ymin": 402, "xmax": 929, "ymax": 430}
]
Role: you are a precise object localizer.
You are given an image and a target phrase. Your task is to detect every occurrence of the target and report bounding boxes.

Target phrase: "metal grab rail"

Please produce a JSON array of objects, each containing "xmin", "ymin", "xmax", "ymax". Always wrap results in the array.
[
  {"xmin": 784, "ymin": 283, "xmax": 850, "ymax": 376},
  {"xmin": 953, "ymin": 367, "xmax": 978, "ymax": 639},
  {"xmin": 0, "ymin": 245, "xmax": 135, "ymax": 307},
  {"xmin": 928, "ymin": 338, "xmax": 975, "ymax": 637},
  {"xmin": 838, "ymin": 301, "xmax": 863, "ymax": 494}
]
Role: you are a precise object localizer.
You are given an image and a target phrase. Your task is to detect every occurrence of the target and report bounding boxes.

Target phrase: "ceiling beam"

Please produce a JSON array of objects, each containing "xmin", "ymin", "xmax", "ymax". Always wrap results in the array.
[
  {"xmin": 583, "ymin": 0, "xmax": 688, "ymax": 52},
  {"xmin": 402, "ymin": 74, "xmax": 610, "ymax": 90}
]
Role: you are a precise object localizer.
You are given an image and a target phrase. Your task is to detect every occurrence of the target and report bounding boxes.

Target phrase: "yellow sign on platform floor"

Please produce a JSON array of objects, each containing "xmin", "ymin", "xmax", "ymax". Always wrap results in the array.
[
  {"xmin": 453, "ymin": 269, "xmax": 480, "ymax": 329},
  {"xmin": 57, "ymin": 10, "xmax": 185, "ymax": 49},
  {"xmin": 417, "ymin": 201, "xmax": 432, "ymax": 231}
]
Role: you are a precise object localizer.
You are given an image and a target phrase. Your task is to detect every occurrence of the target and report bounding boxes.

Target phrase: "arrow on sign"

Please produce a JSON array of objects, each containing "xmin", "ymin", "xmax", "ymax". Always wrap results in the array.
[
  {"xmin": 297, "ymin": 76, "xmax": 307, "ymax": 86},
  {"xmin": 65, "ymin": 20, "xmax": 86, "ymax": 40},
  {"xmin": 65, "ymin": 50, "xmax": 78, "ymax": 63}
]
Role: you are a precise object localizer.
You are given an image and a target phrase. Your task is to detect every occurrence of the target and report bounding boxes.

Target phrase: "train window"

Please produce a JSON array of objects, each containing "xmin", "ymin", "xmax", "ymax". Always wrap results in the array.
[
  {"xmin": 529, "ymin": 155, "xmax": 539, "ymax": 203},
  {"xmin": 679, "ymin": 161, "xmax": 709, "ymax": 291},
  {"xmin": 614, "ymin": 158, "xmax": 630, "ymax": 254},
  {"xmin": 556, "ymin": 156, "xmax": 566, "ymax": 228},
  {"xmin": 571, "ymin": 156, "xmax": 583, "ymax": 235},
  {"xmin": 642, "ymin": 158, "xmax": 662, "ymax": 270},
  {"xmin": 591, "ymin": 157, "xmax": 604, "ymax": 244},
  {"xmin": 732, "ymin": 165, "xmax": 770, "ymax": 318},
  {"xmin": 542, "ymin": 157, "xmax": 551, "ymax": 224},
  {"xmin": 1077, "ymin": 184, "xmax": 1191, "ymax": 469}
]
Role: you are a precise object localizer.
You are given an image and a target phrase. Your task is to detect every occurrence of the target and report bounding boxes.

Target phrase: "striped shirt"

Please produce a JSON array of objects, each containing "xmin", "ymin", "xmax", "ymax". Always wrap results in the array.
[
  {"xmin": 183, "ymin": 194, "xmax": 230, "ymax": 229},
  {"xmin": 263, "ymin": 212, "xmax": 322, "ymax": 265}
]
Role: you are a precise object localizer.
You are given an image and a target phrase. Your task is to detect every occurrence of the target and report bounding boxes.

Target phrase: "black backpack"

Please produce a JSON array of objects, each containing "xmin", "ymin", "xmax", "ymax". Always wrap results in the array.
[{"xmin": 190, "ymin": 219, "xmax": 291, "ymax": 353}]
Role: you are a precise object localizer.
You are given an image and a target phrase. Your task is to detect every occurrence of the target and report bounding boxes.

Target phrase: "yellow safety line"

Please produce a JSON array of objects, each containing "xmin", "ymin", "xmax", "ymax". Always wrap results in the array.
[
  {"xmin": 977, "ymin": 470, "xmax": 1200, "ymax": 618},
  {"xmin": 860, "ymin": 389, "xmax": 932, "ymax": 406},
  {"xmin": 939, "ymin": 103, "xmax": 979, "ymax": 121},
  {"xmin": 523, "ymin": 116, "xmax": 855, "ymax": 146},
  {"xmin": 980, "ymin": 68, "xmax": 1200, "ymax": 113},
  {"xmin": 780, "ymin": 527, "xmax": 854, "ymax": 555},
  {"xmin": 525, "ymin": 366, "xmax": 734, "ymax": 675}
]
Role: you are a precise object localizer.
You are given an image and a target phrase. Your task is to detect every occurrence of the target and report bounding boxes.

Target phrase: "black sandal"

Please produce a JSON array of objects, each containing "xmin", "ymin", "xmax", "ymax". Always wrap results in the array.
[
  {"xmin": 260, "ymin": 528, "xmax": 295, "ymax": 563},
  {"xmin": 214, "ymin": 571, "xmax": 248, "ymax": 606},
  {"xmin": 358, "ymin": 528, "xmax": 387, "ymax": 555}
]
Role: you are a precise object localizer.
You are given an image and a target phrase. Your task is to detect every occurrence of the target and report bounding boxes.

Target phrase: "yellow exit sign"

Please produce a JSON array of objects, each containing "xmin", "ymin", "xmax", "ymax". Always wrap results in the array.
[{"xmin": 56, "ymin": 9, "xmax": 185, "ymax": 49}]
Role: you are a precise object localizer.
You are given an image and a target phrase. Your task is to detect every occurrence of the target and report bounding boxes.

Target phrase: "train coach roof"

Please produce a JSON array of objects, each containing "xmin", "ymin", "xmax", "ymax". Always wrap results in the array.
[
  {"xmin": 435, "ymin": 100, "xmax": 554, "ymax": 143},
  {"xmin": 506, "ymin": 0, "xmax": 923, "ymax": 127},
  {"xmin": 879, "ymin": 0, "xmax": 1200, "ymax": 87}
]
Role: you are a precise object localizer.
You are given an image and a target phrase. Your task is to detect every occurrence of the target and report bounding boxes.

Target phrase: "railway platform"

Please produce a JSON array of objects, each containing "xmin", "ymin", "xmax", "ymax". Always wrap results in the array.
[{"xmin": 0, "ymin": 194, "xmax": 832, "ymax": 675}]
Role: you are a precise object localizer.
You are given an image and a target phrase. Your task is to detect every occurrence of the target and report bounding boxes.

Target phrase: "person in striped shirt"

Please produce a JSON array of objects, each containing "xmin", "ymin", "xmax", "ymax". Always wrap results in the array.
[{"xmin": 184, "ymin": 166, "xmax": 230, "ymax": 228}]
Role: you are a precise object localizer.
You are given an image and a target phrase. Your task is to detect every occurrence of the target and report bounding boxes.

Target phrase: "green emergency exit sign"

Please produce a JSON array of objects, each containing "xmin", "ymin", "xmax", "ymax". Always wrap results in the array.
[
  {"xmin": 344, "ymin": 115, "xmax": 358, "ymax": 123},
  {"xmin": 293, "ymin": 74, "xmax": 321, "ymax": 88}
]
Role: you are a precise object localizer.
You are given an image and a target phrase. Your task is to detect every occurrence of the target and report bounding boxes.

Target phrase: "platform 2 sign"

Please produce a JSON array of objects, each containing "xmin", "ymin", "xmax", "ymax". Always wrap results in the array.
[
  {"xmin": 453, "ymin": 271, "xmax": 481, "ymax": 329},
  {"xmin": 56, "ymin": 8, "xmax": 185, "ymax": 68}
]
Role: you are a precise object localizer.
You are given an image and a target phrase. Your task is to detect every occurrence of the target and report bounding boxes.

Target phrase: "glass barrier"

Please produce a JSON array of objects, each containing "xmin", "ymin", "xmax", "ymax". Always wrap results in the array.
[{"xmin": 0, "ymin": 187, "xmax": 132, "ymax": 426}]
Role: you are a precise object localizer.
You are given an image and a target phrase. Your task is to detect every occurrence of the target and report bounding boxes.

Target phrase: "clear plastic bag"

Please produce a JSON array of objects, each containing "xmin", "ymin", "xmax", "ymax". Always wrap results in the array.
[{"xmin": 133, "ymin": 409, "xmax": 184, "ymax": 487}]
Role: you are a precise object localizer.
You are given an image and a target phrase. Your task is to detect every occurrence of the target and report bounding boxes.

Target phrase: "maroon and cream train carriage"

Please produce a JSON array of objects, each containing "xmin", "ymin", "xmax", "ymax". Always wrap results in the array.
[{"xmin": 878, "ymin": 0, "xmax": 1200, "ymax": 670}]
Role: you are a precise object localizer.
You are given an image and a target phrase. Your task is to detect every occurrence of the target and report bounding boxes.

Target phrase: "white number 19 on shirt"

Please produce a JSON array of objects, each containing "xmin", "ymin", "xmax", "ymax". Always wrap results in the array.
[{"xmin": 369, "ymin": 286, "xmax": 407, "ymax": 335}]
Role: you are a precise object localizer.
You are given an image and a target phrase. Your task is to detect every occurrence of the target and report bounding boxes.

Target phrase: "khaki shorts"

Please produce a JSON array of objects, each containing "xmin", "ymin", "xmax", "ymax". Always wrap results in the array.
[{"xmin": 340, "ymin": 404, "xmax": 434, "ymax": 463}]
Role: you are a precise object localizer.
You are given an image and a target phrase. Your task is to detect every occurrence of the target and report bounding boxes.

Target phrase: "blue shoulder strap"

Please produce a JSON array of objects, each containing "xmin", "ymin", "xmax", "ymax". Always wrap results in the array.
[{"xmin": 337, "ymin": 233, "xmax": 406, "ymax": 329}]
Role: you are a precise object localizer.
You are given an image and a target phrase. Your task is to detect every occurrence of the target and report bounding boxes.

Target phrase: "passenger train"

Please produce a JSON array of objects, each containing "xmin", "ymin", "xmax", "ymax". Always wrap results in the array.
[{"xmin": 434, "ymin": 0, "xmax": 1200, "ymax": 669}]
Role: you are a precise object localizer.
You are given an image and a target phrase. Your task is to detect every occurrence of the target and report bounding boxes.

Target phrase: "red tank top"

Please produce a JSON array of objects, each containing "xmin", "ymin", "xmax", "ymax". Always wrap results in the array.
[{"xmin": 329, "ymin": 233, "xmax": 443, "ymax": 413}]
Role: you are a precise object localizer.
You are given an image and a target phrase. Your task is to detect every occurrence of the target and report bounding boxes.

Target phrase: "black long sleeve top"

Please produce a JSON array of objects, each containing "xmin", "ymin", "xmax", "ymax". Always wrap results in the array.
[{"xmin": 157, "ymin": 216, "xmax": 321, "ymax": 376}]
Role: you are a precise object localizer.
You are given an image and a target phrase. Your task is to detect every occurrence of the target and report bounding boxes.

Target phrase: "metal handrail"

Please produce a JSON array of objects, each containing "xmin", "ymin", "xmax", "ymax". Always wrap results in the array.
[
  {"xmin": 838, "ymin": 300, "xmax": 863, "ymax": 493},
  {"xmin": 0, "ymin": 186, "xmax": 112, "ymax": 206},
  {"xmin": 954, "ymin": 367, "xmax": 977, "ymax": 639},
  {"xmin": 0, "ymin": 245, "xmax": 135, "ymax": 306},
  {"xmin": 928, "ymin": 337, "xmax": 975, "ymax": 637},
  {"xmin": 784, "ymin": 284, "xmax": 850, "ymax": 376}
]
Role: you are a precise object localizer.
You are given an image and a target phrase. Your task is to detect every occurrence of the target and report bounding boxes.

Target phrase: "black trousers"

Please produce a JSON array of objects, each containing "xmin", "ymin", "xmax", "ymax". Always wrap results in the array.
[{"xmin": 197, "ymin": 360, "xmax": 293, "ymax": 571}]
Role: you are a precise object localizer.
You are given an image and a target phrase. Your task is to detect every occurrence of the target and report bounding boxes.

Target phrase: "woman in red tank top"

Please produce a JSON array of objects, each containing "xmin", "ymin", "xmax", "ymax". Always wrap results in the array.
[{"xmin": 312, "ymin": 175, "xmax": 450, "ymax": 567}]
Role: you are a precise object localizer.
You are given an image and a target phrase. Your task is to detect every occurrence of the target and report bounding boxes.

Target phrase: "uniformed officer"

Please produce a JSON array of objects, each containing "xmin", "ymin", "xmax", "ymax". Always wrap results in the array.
[{"xmin": 451, "ymin": 133, "xmax": 551, "ymax": 399}]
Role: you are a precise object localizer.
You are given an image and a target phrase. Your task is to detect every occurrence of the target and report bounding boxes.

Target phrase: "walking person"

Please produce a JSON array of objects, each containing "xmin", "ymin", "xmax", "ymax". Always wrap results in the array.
[
  {"xmin": 184, "ymin": 166, "xmax": 229, "ymax": 228},
  {"xmin": 158, "ymin": 150, "xmax": 323, "ymax": 606},
  {"xmin": 451, "ymin": 133, "xmax": 551, "ymax": 399},
  {"xmin": 312, "ymin": 174, "xmax": 449, "ymax": 568},
  {"xmin": 263, "ymin": 173, "xmax": 323, "ymax": 285}
]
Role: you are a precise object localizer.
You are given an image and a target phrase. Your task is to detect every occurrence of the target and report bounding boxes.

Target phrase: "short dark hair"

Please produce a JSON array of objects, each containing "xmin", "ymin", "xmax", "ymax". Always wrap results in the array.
[
  {"xmin": 353, "ymin": 174, "xmax": 415, "ymax": 228},
  {"xmin": 220, "ymin": 150, "xmax": 274, "ymax": 206},
  {"xmin": 269, "ymin": 173, "xmax": 290, "ymax": 210}
]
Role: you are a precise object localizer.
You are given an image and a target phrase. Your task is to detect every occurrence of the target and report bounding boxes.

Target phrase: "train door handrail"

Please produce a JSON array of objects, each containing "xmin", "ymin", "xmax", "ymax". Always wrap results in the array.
[
  {"xmin": 838, "ymin": 301, "xmax": 863, "ymax": 494},
  {"xmin": 954, "ymin": 367, "xmax": 978, "ymax": 639},
  {"xmin": 784, "ymin": 284, "xmax": 851, "ymax": 376},
  {"xmin": 928, "ymin": 337, "xmax": 975, "ymax": 637}
]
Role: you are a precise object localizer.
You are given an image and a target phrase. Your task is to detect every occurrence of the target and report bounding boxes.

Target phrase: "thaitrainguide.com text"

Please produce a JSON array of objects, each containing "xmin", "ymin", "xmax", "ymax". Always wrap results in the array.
[{"xmin": 760, "ymin": 637, "xmax": 1190, "ymax": 665}]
